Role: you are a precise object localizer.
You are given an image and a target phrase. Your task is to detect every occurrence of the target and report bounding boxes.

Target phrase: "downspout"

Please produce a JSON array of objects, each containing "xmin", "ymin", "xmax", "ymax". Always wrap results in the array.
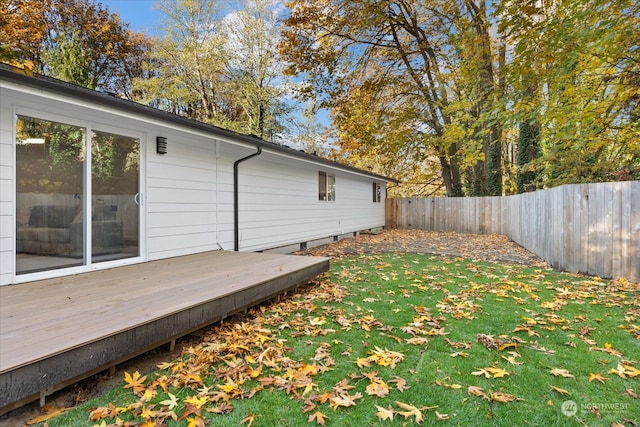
[{"xmin": 234, "ymin": 146, "xmax": 262, "ymax": 251}]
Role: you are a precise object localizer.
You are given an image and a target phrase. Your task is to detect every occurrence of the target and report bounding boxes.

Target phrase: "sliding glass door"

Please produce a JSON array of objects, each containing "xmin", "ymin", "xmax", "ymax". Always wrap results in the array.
[
  {"xmin": 91, "ymin": 130, "xmax": 139, "ymax": 263},
  {"xmin": 16, "ymin": 114, "xmax": 141, "ymax": 275}
]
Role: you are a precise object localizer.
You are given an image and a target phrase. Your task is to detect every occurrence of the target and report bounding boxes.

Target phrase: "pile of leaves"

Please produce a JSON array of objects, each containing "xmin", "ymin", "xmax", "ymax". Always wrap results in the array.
[
  {"xmin": 297, "ymin": 229, "xmax": 548, "ymax": 267},
  {"xmin": 36, "ymin": 253, "xmax": 638, "ymax": 426}
]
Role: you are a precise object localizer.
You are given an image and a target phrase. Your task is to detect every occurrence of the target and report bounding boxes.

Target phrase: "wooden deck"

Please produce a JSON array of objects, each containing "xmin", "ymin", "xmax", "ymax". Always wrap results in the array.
[{"xmin": 0, "ymin": 251, "xmax": 329, "ymax": 413}]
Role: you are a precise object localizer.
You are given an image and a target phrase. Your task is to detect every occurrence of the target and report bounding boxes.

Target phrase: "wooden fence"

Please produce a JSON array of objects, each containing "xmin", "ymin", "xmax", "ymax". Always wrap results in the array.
[{"xmin": 386, "ymin": 181, "xmax": 640, "ymax": 282}]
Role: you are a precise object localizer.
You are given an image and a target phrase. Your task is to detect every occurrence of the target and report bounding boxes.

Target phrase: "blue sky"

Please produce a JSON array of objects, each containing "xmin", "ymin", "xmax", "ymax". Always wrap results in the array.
[
  {"xmin": 98, "ymin": 0, "xmax": 330, "ymax": 139},
  {"xmin": 99, "ymin": 0, "xmax": 163, "ymax": 34}
]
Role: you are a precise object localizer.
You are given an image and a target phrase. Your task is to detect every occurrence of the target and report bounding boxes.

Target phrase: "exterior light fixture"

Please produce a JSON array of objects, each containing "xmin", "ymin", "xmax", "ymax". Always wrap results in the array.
[{"xmin": 156, "ymin": 136, "xmax": 167, "ymax": 154}]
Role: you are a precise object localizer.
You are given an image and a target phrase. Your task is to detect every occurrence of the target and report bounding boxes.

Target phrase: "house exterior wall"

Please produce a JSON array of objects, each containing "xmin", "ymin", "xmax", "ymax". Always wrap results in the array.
[
  {"xmin": 0, "ymin": 86, "xmax": 13, "ymax": 285},
  {"xmin": 0, "ymin": 76, "xmax": 388, "ymax": 285},
  {"xmin": 235, "ymin": 150, "xmax": 385, "ymax": 251}
]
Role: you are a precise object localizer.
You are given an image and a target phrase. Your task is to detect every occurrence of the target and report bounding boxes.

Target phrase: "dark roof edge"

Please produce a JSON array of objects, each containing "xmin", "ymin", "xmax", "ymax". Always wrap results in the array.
[{"xmin": 0, "ymin": 64, "xmax": 398, "ymax": 184}]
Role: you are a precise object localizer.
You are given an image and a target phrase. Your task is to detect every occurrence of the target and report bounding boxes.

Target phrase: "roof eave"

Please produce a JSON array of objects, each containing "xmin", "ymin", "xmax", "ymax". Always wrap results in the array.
[{"xmin": 0, "ymin": 64, "xmax": 398, "ymax": 184}]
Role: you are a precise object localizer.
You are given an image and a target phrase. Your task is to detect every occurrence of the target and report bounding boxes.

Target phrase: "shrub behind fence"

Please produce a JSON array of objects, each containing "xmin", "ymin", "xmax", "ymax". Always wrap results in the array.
[{"xmin": 386, "ymin": 181, "xmax": 640, "ymax": 282}]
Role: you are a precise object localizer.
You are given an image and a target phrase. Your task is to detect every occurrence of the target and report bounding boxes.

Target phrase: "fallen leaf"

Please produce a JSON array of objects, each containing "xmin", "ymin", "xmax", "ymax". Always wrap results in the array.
[
  {"xmin": 309, "ymin": 411, "xmax": 329, "ymax": 425},
  {"xmin": 355, "ymin": 357, "xmax": 371, "ymax": 368},
  {"xmin": 184, "ymin": 395, "xmax": 209, "ymax": 409},
  {"xmin": 622, "ymin": 364, "xmax": 640, "ymax": 378},
  {"xmin": 435, "ymin": 411, "xmax": 449, "ymax": 420},
  {"xmin": 26, "ymin": 405, "xmax": 71, "ymax": 425},
  {"xmin": 589, "ymin": 345, "xmax": 624, "ymax": 357},
  {"xmin": 490, "ymin": 391, "xmax": 519, "ymax": 403},
  {"xmin": 205, "ymin": 404, "xmax": 234, "ymax": 414},
  {"xmin": 623, "ymin": 388, "xmax": 638, "ymax": 399},
  {"xmin": 329, "ymin": 392, "xmax": 362, "ymax": 410},
  {"xmin": 366, "ymin": 380, "xmax": 390, "ymax": 397},
  {"xmin": 445, "ymin": 338, "xmax": 472, "ymax": 349},
  {"xmin": 159, "ymin": 392, "xmax": 179, "ymax": 410},
  {"xmin": 550, "ymin": 368, "xmax": 574, "ymax": 378},
  {"xmin": 123, "ymin": 371, "xmax": 147, "ymax": 396},
  {"xmin": 395, "ymin": 401, "xmax": 424, "ymax": 424},
  {"xmin": 241, "ymin": 412, "xmax": 255, "ymax": 426},
  {"xmin": 501, "ymin": 355, "xmax": 523, "ymax": 365},
  {"xmin": 589, "ymin": 373, "xmax": 607, "ymax": 383},
  {"xmin": 467, "ymin": 385, "xmax": 488, "ymax": 399},
  {"xmin": 472, "ymin": 367, "xmax": 510, "ymax": 378},
  {"xmin": 550, "ymin": 386, "xmax": 571, "ymax": 396},
  {"xmin": 497, "ymin": 342, "xmax": 518, "ymax": 351},
  {"xmin": 390, "ymin": 376, "xmax": 410, "ymax": 392},
  {"xmin": 375, "ymin": 405, "xmax": 394, "ymax": 421},
  {"xmin": 186, "ymin": 415, "xmax": 207, "ymax": 427}
]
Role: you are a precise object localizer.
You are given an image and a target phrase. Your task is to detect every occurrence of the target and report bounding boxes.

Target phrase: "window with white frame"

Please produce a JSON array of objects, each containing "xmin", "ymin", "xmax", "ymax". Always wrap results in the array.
[{"xmin": 318, "ymin": 171, "xmax": 335, "ymax": 201}]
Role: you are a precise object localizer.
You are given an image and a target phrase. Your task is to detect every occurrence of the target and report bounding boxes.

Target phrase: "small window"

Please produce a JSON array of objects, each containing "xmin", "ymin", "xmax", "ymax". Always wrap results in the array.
[
  {"xmin": 319, "ymin": 171, "xmax": 335, "ymax": 201},
  {"xmin": 373, "ymin": 182, "xmax": 382, "ymax": 203}
]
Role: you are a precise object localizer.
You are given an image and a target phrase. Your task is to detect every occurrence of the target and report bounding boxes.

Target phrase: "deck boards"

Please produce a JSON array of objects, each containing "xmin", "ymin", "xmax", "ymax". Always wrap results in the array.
[{"xmin": 0, "ymin": 251, "xmax": 329, "ymax": 412}]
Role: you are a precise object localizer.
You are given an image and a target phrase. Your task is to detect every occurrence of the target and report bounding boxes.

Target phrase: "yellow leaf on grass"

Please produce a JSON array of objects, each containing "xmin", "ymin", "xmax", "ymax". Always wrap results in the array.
[
  {"xmin": 329, "ymin": 390, "xmax": 362, "ymax": 410},
  {"xmin": 184, "ymin": 395, "xmax": 209, "ymax": 409},
  {"xmin": 490, "ymin": 391, "xmax": 519, "ymax": 403},
  {"xmin": 309, "ymin": 411, "xmax": 329, "ymax": 425},
  {"xmin": 472, "ymin": 367, "xmax": 510, "ymax": 378},
  {"xmin": 355, "ymin": 357, "xmax": 371, "ymax": 368},
  {"xmin": 366, "ymin": 381, "xmax": 390, "ymax": 397},
  {"xmin": 435, "ymin": 379, "xmax": 462, "ymax": 389},
  {"xmin": 467, "ymin": 385, "xmax": 488, "ymax": 399},
  {"xmin": 497, "ymin": 342, "xmax": 518, "ymax": 351},
  {"xmin": 395, "ymin": 401, "xmax": 424, "ymax": 424},
  {"xmin": 623, "ymin": 364, "xmax": 640, "ymax": 378},
  {"xmin": 550, "ymin": 386, "xmax": 571, "ymax": 396},
  {"xmin": 390, "ymin": 376, "xmax": 410, "ymax": 392},
  {"xmin": 589, "ymin": 373, "xmax": 607, "ymax": 383},
  {"xmin": 435, "ymin": 411, "xmax": 449, "ymax": 420},
  {"xmin": 123, "ymin": 371, "xmax": 147, "ymax": 396},
  {"xmin": 406, "ymin": 337, "xmax": 430, "ymax": 345},
  {"xmin": 375, "ymin": 405, "xmax": 394, "ymax": 421},
  {"xmin": 501, "ymin": 355, "xmax": 523, "ymax": 365},
  {"xmin": 609, "ymin": 363, "xmax": 627, "ymax": 378},
  {"xmin": 589, "ymin": 345, "xmax": 624, "ymax": 357},
  {"xmin": 186, "ymin": 416, "xmax": 206, "ymax": 427},
  {"xmin": 549, "ymin": 368, "xmax": 574, "ymax": 378},
  {"xmin": 241, "ymin": 412, "xmax": 255, "ymax": 426}
]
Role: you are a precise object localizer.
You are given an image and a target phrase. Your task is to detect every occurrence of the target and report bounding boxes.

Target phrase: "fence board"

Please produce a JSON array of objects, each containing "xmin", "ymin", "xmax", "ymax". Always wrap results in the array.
[{"xmin": 386, "ymin": 181, "xmax": 639, "ymax": 282}]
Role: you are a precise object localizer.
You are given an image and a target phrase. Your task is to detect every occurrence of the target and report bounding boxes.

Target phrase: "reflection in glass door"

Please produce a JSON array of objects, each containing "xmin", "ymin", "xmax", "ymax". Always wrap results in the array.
[
  {"xmin": 16, "ymin": 115, "xmax": 141, "ymax": 275},
  {"xmin": 91, "ymin": 131, "xmax": 139, "ymax": 262},
  {"xmin": 15, "ymin": 115, "xmax": 86, "ymax": 274}
]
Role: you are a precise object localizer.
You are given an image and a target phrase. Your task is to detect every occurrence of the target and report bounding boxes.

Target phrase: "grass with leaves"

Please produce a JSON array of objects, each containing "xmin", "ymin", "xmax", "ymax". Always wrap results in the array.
[{"xmin": 35, "ymin": 253, "xmax": 639, "ymax": 426}]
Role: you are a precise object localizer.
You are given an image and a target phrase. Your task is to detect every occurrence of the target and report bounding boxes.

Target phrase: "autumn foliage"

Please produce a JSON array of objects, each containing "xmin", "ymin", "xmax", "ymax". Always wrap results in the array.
[
  {"xmin": 30, "ymin": 236, "xmax": 638, "ymax": 426},
  {"xmin": 0, "ymin": 0, "xmax": 150, "ymax": 95}
]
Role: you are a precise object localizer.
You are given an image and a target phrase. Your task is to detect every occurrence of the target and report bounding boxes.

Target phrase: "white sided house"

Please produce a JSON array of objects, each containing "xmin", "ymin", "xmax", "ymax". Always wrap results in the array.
[{"xmin": 0, "ymin": 65, "xmax": 394, "ymax": 286}]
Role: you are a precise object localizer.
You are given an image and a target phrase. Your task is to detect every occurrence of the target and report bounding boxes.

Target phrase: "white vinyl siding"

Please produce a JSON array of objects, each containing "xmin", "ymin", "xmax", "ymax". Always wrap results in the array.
[
  {"xmin": 235, "ymin": 153, "xmax": 385, "ymax": 251},
  {"xmin": 0, "ymin": 87, "xmax": 13, "ymax": 285},
  {"xmin": 145, "ymin": 134, "xmax": 219, "ymax": 258},
  {"xmin": 0, "ymin": 77, "xmax": 390, "ymax": 285}
]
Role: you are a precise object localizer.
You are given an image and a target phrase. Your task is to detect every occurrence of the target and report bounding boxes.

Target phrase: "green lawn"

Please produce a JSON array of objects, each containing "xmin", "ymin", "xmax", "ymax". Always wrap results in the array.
[{"xmin": 36, "ymin": 254, "xmax": 639, "ymax": 426}]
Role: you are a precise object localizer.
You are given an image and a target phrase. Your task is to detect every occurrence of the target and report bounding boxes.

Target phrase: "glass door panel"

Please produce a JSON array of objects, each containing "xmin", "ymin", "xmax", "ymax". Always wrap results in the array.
[
  {"xmin": 15, "ymin": 115, "xmax": 86, "ymax": 274},
  {"xmin": 91, "ymin": 130, "xmax": 140, "ymax": 262}
]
